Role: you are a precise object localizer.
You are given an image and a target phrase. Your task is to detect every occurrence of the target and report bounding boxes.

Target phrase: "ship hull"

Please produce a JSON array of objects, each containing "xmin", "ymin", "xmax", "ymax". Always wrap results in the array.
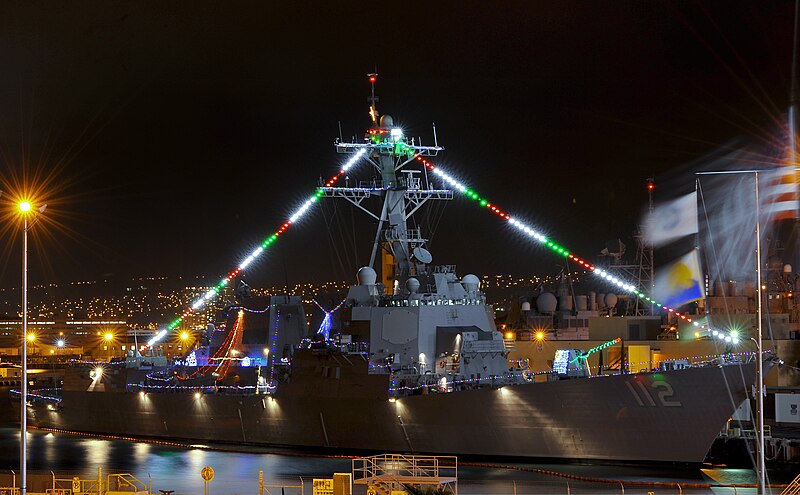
[{"xmin": 24, "ymin": 363, "xmax": 760, "ymax": 463}]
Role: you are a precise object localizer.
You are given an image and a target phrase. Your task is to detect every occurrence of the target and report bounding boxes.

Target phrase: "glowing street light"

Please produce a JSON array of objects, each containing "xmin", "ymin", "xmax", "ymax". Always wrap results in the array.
[
  {"xmin": 535, "ymin": 330, "xmax": 546, "ymax": 351},
  {"xmin": 18, "ymin": 201, "xmax": 31, "ymax": 213}
]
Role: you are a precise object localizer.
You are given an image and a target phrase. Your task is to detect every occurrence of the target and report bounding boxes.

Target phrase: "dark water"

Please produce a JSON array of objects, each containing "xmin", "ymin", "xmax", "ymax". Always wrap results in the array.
[{"xmin": 0, "ymin": 388, "xmax": 783, "ymax": 494}]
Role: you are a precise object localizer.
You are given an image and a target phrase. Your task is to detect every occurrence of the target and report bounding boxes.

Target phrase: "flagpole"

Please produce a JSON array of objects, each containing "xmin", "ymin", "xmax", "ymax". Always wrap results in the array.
[
  {"xmin": 790, "ymin": 0, "xmax": 799, "ymax": 216},
  {"xmin": 696, "ymin": 169, "xmax": 767, "ymax": 493},
  {"xmin": 755, "ymin": 171, "xmax": 766, "ymax": 495}
]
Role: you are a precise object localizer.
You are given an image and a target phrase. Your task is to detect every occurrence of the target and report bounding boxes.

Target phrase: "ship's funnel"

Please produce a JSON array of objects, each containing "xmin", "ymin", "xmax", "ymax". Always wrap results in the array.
[{"xmin": 357, "ymin": 266, "xmax": 377, "ymax": 286}]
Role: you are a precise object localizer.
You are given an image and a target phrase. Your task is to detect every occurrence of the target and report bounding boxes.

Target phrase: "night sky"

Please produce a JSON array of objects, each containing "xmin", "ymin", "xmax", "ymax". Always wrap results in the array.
[{"xmin": 0, "ymin": 1, "xmax": 795, "ymax": 290}]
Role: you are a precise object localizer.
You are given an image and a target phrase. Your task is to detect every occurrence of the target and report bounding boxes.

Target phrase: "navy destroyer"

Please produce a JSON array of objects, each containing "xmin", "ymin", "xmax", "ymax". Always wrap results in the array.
[{"xmin": 19, "ymin": 77, "xmax": 770, "ymax": 464}]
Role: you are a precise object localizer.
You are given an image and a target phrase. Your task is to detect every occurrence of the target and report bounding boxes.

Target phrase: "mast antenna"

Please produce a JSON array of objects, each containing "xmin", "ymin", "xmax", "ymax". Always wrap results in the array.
[{"xmin": 367, "ymin": 72, "xmax": 379, "ymax": 124}]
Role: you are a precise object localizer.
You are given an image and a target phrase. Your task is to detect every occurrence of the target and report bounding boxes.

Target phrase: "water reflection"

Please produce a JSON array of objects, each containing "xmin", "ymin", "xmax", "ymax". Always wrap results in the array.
[{"xmin": 0, "ymin": 427, "xmax": 780, "ymax": 495}]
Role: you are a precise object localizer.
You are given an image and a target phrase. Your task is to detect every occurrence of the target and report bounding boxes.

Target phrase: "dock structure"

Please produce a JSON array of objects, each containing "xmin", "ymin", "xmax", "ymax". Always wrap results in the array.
[
  {"xmin": 1, "ymin": 469, "xmax": 150, "ymax": 495},
  {"xmin": 352, "ymin": 454, "xmax": 457, "ymax": 495}
]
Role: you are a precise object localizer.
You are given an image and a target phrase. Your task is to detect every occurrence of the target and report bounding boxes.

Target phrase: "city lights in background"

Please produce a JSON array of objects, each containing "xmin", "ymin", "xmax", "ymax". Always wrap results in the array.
[
  {"xmin": 147, "ymin": 148, "xmax": 368, "ymax": 347},
  {"xmin": 415, "ymin": 155, "xmax": 703, "ymax": 327}
]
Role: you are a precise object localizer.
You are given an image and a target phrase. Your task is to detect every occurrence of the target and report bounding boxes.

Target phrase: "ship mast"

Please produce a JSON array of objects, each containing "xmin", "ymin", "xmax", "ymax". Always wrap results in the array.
[{"xmin": 322, "ymin": 74, "xmax": 450, "ymax": 294}]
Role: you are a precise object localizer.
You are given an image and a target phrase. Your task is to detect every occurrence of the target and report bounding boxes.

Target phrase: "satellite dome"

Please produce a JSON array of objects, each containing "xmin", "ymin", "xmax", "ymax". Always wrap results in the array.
[
  {"xmin": 357, "ymin": 266, "xmax": 377, "ymax": 286},
  {"xmin": 406, "ymin": 277, "xmax": 420, "ymax": 294},
  {"xmin": 604, "ymin": 293, "xmax": 618, "ymax": 308},
  {"xmin": 462, "ymin": 274, "xmax": 480, "ymax": 292},
  {"xmin": 537, "ymin": 292, "xmax": 557, "ymax": 313},
  {"xmin": 785, "ymin": 264, "xmax": 793, "ymax": 273},
  {"xmin": 520, "ymin": 301, "xmax": 531, "ymax": 311},
  {"xmin": 380, "ymin": 115, "xmax": 394, "ymax": 127}
]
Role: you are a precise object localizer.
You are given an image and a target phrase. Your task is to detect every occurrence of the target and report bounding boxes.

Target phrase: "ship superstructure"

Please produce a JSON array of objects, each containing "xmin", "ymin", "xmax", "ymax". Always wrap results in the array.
[{"xmin": 323, "ymin": 82, "xmax": 510, "ymax": 390}]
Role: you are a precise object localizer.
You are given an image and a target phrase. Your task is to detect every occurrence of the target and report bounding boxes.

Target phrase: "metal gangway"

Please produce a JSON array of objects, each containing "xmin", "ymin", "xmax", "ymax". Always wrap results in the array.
[{"xmin": 352, "ymin": 454, "xmax": 457, "ymax": 495}]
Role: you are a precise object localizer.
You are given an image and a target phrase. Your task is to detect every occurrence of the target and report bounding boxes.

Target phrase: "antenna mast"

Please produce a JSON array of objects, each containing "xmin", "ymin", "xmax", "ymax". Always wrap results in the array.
[{"xmin": 322, "ymin": 75, "xmax": 448, "ymax": 294}]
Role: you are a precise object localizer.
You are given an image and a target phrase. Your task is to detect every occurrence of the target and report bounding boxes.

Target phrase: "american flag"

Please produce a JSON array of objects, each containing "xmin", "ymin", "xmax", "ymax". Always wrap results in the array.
[{"xmin": 762, "ymin": 164, "xmax": 799, "ymax": 220}]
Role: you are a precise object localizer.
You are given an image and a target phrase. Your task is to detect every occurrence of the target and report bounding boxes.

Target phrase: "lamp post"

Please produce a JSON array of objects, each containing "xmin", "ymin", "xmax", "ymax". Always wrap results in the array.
[
  {"xmin": 19, "ymin": 200, "xmax": 30, "ymax": 495},
  {"xmin": 104, "ymin": 332, "xmax": 114, "ymax": 361},
  {"xmin": 18, "ymin": 199, "xmax": 45, "ymax": 495}
]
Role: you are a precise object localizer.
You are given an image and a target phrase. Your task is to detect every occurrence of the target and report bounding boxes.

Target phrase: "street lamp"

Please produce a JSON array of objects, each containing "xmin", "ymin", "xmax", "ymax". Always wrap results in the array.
[
  {"xmin": 104, "ymin": 332, "xmax": 114, "ymax": 360},
  {"xmin": 18, "ymin": 198, "xmax": 45, "ymax": 495}
]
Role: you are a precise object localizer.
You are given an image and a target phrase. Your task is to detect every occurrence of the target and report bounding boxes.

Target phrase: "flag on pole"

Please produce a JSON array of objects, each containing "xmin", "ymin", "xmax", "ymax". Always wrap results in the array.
[
  {"xmin": 762, "ymin": 166, "xmax": 799, "ymax": 220},
  {"xmin": 654, "ymin": 250, "xmax": 704, "ymax": 308},
  {"xmin": 644, "ymin": 191, "xmax": 698, "ymax": 247}
]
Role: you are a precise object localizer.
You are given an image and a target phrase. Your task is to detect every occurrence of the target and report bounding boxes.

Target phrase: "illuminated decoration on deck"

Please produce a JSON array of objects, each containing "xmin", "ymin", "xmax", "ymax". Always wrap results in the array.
[
  {"xmin": 174, "ymin": 308, "xmax": 253, "ymax": 382},
  {"xmin": 186, "ymin": 350, "xmax": 197, "ymax": 367},
  {"xmin": 571, "ymin": 337, "xmax": 622, "ymax": 363},
  {"xmin": 146, "ymin": 148, "xmax": 368, "ymax": 347},
  {"xmin": 313, "ymin": 298, "xmax": 346, "ymax": 340},
  {"xmin": 414, "ymin": 155, "xmax": 700, "ymax": 326}
]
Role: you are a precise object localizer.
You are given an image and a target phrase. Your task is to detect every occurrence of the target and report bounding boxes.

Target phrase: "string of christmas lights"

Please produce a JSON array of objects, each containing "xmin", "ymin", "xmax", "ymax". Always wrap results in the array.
[
  {"xmin": 268, "ymin": 306, "xmax": 281, "ymax": 385},
  {"xmin": 146, "ymin": 149, "xmax": 368, "ymax": 347},
  {"xmin": 389, "ymin": 350, "xmax": 773, "ymax": 394},
  {"xmin": 227, "ymin": 305, "xmax": 272, "ymax": 314},
  {"xmin": 210, "ymin": 310, "xmax": 244, "ymax": 380},
  {"xmin": 414, "ymin": 156, "xmax": 702, "ymax": 327}
]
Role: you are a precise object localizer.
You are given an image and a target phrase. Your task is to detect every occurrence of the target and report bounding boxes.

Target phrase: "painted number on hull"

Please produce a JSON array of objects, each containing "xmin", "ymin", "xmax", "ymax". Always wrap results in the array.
[{"xmin": 626, "ymin": 379, "xmax": 682, "ymax": 407}]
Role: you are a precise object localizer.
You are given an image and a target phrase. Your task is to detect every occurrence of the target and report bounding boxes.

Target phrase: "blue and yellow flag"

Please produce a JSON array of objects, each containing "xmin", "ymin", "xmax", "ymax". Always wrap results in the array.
[{"xmin": 654, "ymin": 250, "xmax": 704, "ymax": 307}]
